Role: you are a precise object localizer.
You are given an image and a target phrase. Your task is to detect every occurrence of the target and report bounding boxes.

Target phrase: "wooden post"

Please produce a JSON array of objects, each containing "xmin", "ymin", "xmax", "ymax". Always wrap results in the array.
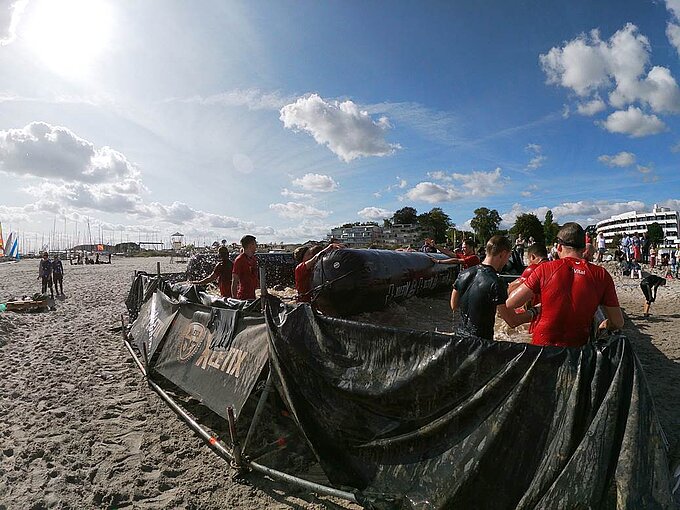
[{"xmin": 156, "ymin": 261, "xmax": 161, "ymax": 278}]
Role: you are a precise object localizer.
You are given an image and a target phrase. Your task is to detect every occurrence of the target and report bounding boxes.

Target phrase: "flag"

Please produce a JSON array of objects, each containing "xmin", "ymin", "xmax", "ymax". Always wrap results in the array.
[
  {"xmin": 0, "ymin": 222, "xmax": 4, "ymax": 256},
  {"xmin": 8, "ymin": 233, "xmax": 19, "ymax": 259}
]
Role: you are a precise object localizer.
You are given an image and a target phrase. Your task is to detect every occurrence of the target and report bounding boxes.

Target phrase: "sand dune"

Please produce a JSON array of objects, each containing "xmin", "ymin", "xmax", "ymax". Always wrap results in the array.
[{"xmin": 0, "ymin": 256, "xmax": 677, "ymax": 508}]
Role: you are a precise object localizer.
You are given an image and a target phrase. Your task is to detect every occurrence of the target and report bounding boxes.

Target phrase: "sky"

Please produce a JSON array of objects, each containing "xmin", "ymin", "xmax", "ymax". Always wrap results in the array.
[{"xmin": 1, "ymin": 0, "xmax": 680, "ymax": 248}]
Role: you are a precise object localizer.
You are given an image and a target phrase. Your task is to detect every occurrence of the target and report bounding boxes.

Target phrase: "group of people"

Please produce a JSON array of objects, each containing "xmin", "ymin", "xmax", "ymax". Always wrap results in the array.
[
  {"xmin": 38, "ymin": 252, "xmax": 64, "ymax": 298},
  {"xmin": 450, "ymin": 223, "xmax": 624, "ymax": 347},
  {"xmin": 188, "ymin": 235, "xmax": 260, "ymax": 300}
]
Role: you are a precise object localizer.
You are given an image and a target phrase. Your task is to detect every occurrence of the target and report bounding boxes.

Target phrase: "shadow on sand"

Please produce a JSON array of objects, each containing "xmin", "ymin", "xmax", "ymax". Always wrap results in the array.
[{"xmin": 622, "ymin": 310, "xmax": 680, "ymax": 476}]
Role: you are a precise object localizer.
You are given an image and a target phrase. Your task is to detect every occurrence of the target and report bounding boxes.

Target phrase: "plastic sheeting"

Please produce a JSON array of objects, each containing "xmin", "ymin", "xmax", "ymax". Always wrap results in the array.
[{"xmin": 265, "ymin": 297, "xmax": 674, "ymax": 509}]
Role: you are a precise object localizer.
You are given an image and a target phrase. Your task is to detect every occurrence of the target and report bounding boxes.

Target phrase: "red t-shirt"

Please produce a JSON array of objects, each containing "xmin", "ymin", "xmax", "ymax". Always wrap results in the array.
[
  {"xmin": 524, "ymin": 257, "xmax": 619, "ymax": 348},
  {"xmin": 232, "ymin": 254, "xmax": 259, "ymax": 300},
  {"xmin": 215, "ymin": 260, "xmax": 232, "ymax": 298},
  {"xmin": 461, "ymin": 254, "xmax": 481, "ymax": 269},
  {"xmin": 295, "ymin": 262, "xmax": 314, "ymax": 302}
]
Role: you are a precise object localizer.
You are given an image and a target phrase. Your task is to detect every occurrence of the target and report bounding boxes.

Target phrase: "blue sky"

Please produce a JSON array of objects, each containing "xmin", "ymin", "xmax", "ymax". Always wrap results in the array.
[{"xmin": 1, "ymin": 0, "xmax": 679, "ymax": 247}]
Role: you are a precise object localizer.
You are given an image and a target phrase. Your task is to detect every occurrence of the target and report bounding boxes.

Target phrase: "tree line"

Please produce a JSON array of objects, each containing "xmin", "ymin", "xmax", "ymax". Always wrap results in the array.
[{"xmin": 337, "ymin": 207, "xmax": 667, "ymax": 248}]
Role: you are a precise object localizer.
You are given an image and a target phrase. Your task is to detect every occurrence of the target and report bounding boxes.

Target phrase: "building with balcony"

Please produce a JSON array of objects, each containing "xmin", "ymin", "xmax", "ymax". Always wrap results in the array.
[
  {"xmin": 329, "ymin": 225, "xmax": 384, "ymax": 248},
  {"xmin": 382, "ymin": 223, "xmax": 423, "ymax": 247},
  {"xmin": 596, "ymin": 204, "xmax": 679, "ymax": 247}
]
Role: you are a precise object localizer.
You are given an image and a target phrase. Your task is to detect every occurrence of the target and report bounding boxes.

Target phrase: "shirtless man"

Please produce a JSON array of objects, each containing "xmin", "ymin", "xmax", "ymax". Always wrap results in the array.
[
  {"xmin": 450, "ymin": 235, "xmax": 535, "ymax": 341},
  {"xmin": 507, "ymin": 222, "xmax": 624, "ymax": 348}
]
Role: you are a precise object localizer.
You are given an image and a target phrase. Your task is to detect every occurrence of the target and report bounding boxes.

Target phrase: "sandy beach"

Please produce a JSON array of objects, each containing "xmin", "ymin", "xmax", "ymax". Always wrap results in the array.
[{"xmin": 0, "ymin": 256, "xmax": 678, "ymax": 508}]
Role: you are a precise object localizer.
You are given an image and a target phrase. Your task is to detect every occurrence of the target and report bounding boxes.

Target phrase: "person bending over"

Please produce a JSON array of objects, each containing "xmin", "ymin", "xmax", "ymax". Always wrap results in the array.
[
  {"xmin": 432, "ymin": 240, "xmax": 481, "ymax": 269},
  {"xmin": 507, "ymin": 222, "xmax": 624, "ymax": 348},
  {"xmin": 231, "ymin": 235, "xmax": 259, "ymax": 300},
  {"xmin": 189, "ymin": 246, "xmax": 233, "ymax": 297},
  {"xmin": 52, "ymin": 254, "xmax": 64, "ymax": 296},
  {"xmin": 38, "ymin": 252, "xmax": 54, "ymax": 299},
  {"xmin": 640, "ymin": 274, "xmax": 666, "ymax": 317},
  {"xmin": 293, "ymin": 243, "xmax": 343, "ymax": 303},
  {"xmin": 450, "ymin": 235, "xmax": 535, "ymax": 341}
]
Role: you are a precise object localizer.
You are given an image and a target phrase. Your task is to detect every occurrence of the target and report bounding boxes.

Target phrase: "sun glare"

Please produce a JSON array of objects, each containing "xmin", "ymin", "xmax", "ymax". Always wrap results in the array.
[{"xmin": 22, "ymin": 0, "xmax": 113, "ymax": 77}]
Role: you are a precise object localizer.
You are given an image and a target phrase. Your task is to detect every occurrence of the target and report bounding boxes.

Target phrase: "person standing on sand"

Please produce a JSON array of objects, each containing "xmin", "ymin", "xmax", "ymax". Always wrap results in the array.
[
  {"xmin": 649, "ymin": 245, "xmax": 657, "ymax": 269},
  {"xmin": 507, "ymin": 222, "xmax": 624, "ymax": 348},
  {"xmin": 38, "ymin": 252, "xmax": 54, "ymax": 299},
  {"xmin": 188, "ymin": 246, "xmax": 233, "ymax": 297},
  {"xmin": 596, "ymin": 232, "xmax": 606, "ymax": 263},
  {"xmin": 52, "ymin": 254, "xmax": 64, "ymax": 296},
  {"xmin": 231, "ymin": 235, "xmax": 259, "ymax": 300},
  {"xmin": 450, "ymin": 235, "xmax": 535, "ymax": 341}
]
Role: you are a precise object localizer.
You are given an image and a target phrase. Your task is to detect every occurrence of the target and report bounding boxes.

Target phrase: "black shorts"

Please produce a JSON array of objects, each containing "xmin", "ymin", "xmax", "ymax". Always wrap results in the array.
[{"xmin": 640, "ymin": 282, "xmax": 655, "ymax": 303}]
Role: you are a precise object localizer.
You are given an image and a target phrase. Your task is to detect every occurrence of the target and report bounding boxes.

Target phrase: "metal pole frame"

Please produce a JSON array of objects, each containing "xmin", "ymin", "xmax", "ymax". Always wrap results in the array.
[{"xmin": 121, "ymin": 325, "xmax": 360, "ymax": 506}]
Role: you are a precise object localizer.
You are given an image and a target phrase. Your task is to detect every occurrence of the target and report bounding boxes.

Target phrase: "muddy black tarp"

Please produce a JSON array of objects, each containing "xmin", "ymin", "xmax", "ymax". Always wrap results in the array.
[{"xmin": 265, "ymin": 297, "xmax": 674, "ymax": 509}]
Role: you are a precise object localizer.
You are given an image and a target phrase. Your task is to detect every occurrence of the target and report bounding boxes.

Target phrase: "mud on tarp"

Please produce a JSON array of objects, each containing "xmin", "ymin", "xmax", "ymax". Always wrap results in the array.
[{"xmin": 264, "ymin": 296, "xmax": 675, "ymax": 509}]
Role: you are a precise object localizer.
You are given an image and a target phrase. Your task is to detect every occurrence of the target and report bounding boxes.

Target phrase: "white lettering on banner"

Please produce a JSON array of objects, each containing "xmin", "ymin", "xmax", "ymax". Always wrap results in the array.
[{"xmin": 194, "ymin": 344, "xmax": 249, "ymax": 379}]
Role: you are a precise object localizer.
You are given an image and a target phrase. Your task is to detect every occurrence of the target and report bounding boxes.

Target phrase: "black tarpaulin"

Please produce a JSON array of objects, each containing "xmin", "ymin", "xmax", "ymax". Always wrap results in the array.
[
  {"xmin": 264, "ymin": 298, "xmax": 674, "ymax": 509},
  {"xmin": 151, "ymin": 302, "xmax": 268, "ymax": 421}
]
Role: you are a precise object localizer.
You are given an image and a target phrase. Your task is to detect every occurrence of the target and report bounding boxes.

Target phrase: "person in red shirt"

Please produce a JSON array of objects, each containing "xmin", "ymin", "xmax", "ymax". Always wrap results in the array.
[
  {"xmin": 507, "ymin": 222, "xmax": 624, "ymax": 348},
  {"xmin": 432, "ymin": 240, "xmax": 481, "ymax": 269},
  {"xmin": 231, "ymin": 235, "xmax": 259, "ymax": 300},
  {"xmin": 188, "ymin": 246, "xmax": 233, "ymax": 297},
  {"xmin": 293, "ymin": 242, "xmax": 343, "ymax": 303},
  {"xmin": 507, "ymin": 243, "xmax": 548, "ymax": 303}
]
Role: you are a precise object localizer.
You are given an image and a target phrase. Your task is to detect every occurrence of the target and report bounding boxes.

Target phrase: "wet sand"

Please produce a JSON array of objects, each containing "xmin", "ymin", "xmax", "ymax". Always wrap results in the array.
[{"xmin": 0, "ymin": 256, "xmax": 678, "ymax": 508}]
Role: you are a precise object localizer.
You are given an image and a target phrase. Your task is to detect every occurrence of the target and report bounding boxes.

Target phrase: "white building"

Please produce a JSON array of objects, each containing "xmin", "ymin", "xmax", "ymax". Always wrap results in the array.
[
  {"xmin": 330, "ymin": 225, "xmax": 384, "ymax": 247},
  {"xmin": 329, "ymin": 223, "xmax": 425, "ymax": 248},
  {"xmin": 596, "ymin": 204, "xmax": 680, "ymax": 247},
  {"xmin": 382, "ymin": 224, "xmax": 423, "ymax": 247}
]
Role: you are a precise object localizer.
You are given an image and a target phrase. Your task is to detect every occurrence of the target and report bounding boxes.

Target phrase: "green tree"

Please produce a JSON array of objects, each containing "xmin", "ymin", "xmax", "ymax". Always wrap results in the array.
[
  {"xmin": 647, "ymin": 222, "xmax": 665, "ymax": 245},
  {"xmin": 510, "ymin": 213, "xmax": 545, "ymax": 244},
  {"xmin": 611, "ymin": 233, "xmax": 622, "ymax": 249},
  {"xmin": 543, "ymin": 210, "xmax": 559, "ymax": 245},
  {"xmin": 392, "ymin": 206, "xmax": 418, "ymax": 225},
  {"xmin": 470, "ymin": 207, "xmax": 502, "ymax": 245},
  {"xmin": 418, "ymin": 207, "xmax": 452, "ymax": 244}
]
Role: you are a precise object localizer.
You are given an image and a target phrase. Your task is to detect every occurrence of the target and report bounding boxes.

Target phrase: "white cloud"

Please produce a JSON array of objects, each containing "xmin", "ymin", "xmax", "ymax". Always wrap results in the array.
[
  {"xmin": 598, "ymin": 107, "xmax": 666, "ymax": 137},
  {"xmin": 170, "ymin": 89, "xmax": 293, "ymax": 111},
  {"xmin": 275, "ymin": 222, "xmax": 333, "ymax": 242},
  {"xmin": 527, "ymin": 155, "xmax": 546, "ymax": 170},
  {"xmin": 280, "ymin": 94, "xmax": 401, "ymax": 162},
  {"xmin": 0, "ymin": 122, "xmax": 139, "ymax": 183},
  {"xmin": 281, "ymin": 188, "xmax": 312, "ymax": 200},
  {"xmin": 520, "ymin": 184, "xmax": 539, "ymax": 198},
  {"xmin": 576, "ymin": 97, "xmax": 606, "ymax": 116},
  {"xmin": 665, "ymin": 2, "xmax": 680, "ymax": 55},
  {"xmin": 357, "ymin": 207, "xmax": 393, "ymax": 221},
  {"xmin": 540, "ymin": 24, "xmax": 680, "ymax": 116},
  {"xmin": 269, "ymin": 202, "xmax": 330, "ymax": 219},
  {"xmin": 404, "ymin": 182, "xmax": 462, "ymax": 203},
  {"xmin": 597, "ymin": 151, "xmax": 636, "ymax": 167},
  {"xmin": 525, "ymin": 144, "xmax": 546, "ymax": 170},
  {"xmin": 451, "ymin": 168, "xmax": 505, "ymax": 196},
  {"xmin": 0, "ymin": 0, "xmax": 27, "ymax": 46},
  {"xmin": 408, "ymin": 168, "xmax": 505, "ymax": 203},
  {"xmin": 427, "ymin": 170, "xmax": 452, "ymax": 182},
  {"xmin": 291, "ymin": 173, "xmax": 338, "ymax": 192}
]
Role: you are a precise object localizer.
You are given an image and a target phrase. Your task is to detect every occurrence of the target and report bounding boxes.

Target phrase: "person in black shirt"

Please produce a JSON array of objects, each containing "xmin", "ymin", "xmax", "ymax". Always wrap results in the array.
[
  {"xmin": 38, "ymin": 252, "xmax": 54, "ymax": 299},
  {"xmin": 450, "ymin": 235, "xmax": 535, "ymax": 340},
  {"xmin": 640, "ymin": 274, "xmax": 666, "ymax": 317},
  {"xmin": 52, "ymin": 254, "xmax": 64, "ymax": 296}
]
